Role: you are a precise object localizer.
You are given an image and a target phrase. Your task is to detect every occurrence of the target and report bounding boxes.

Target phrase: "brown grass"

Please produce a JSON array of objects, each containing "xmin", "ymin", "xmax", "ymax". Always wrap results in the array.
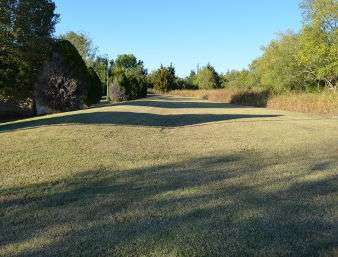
[
  {"xmin": 1, "ymin": 95, "xmax": 338, "ymax": 256},
  {"xmin": 267, "ymin": 92, "xmax": 338, "ymax": 116},
  {"xmin": 168, "ymin": 89, "xmax": 338, "ymax": 116}
]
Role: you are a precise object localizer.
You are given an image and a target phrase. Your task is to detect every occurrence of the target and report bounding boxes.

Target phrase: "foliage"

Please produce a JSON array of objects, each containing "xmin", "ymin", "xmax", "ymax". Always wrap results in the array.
[
  {"xmin": 251, "ymin": 32, "xmax": 310, "ymax": 92},
  {"xmin": 219, "ymin": 0, "xmax": 337, "ymax": 92},
  {"xmin": 110, "ymin": 83, "xmax": 126, "ymax": 102},
  {"xmin": 114, "ymin": 54, "xmax": 143, "ymax": 69},
  {"xmin": 150, "ymin": 65, "xmax": 176, "ymax": 92},
  {"xmin": 186, "ymin": 70, "xmax": 197, "ymax": 85},
  {"xmin": 221, "ymin": 69, "xmax": 259, "ymax": 89},
  {"xmin": 193, "ymin": 64, "xmax": 221, "ymax": 89},
  {"xmin": 61, "ymin": 31, "xmax": 97, "ymax": 65},
  {"xmin": 92, "ymin": 57, "xmax": 108, "ymax": 94},
  {"xmin": 85, "ymin": 67, "xmax": 102, "ymax": 106},
  {"xmin": 230, "ymin": 89, "xmax": 271, "ymax": 107},
  {"xmin": 35, "ymin": 40, "xmax": 89, "ymax": 111},
  {"xmin": 0, "ymin": 0, "xmax": 59, "ymax": 101},
  {"xmin": 175, "ymin": 77, "xmax": 198, "ymax": 90},
  {"xmin": 298, "ymin": 0, "xmax": 338, "ymax": 89},
  {"xmin": 110, "ymin": 54, "xmax": 147, "ymax": 100}
]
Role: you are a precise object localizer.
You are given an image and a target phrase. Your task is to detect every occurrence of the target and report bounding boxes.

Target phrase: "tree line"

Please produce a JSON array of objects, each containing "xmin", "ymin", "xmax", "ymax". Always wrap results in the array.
[
  {"xmin": 220, "ymin": 0, "xmax": 337, "ymax": 93},
  {"xmin": 150, "ymin": 0, "xmax": 337, "ymax": 93}
]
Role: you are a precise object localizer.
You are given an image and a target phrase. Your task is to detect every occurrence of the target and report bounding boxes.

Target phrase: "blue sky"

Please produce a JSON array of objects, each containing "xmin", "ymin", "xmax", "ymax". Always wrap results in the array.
[{"xmin": 54, "ymin": 0, "xmax": 302, "ymax": 77}]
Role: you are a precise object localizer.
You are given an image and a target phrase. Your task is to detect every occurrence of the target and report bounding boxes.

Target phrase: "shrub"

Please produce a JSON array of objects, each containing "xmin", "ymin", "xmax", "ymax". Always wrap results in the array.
[
  {"xmin": 150, "ymin": 65, "xmax": 176, "ymax": 92},
  {"xmin": 124, "ymin": 69, "xmax": 148, "ymax": 99},
  {"xmin": 109, "ymin": 82, "xmax": 126, "ymax": 102},
  {"xmin": 175, "ymin": 78, "xmax": 198, "ymax": 90},
  {"xmin": 110, "ymin": 54, "xmax": 148, "ymax": 100},
  {"xmin": 221, "ymin": 69, "xmax": 259, "ymax": 89},
  {"xmin": 194, "ymin": 64, "xmax": 221, "ymax": 89},
  {"xmin": 35, "ymin": 40, "xmax": 89, "ymax": 112},
  {"xmin": 110, "ymin": 67, "xmax": 147, "ymax": 101},
  {"xmin": 230, "ymin": 89, "xmax": 271, "ymax": 107},
  {"xmin": 85, "ymin": 67, "xmax": 102, "ymax": 106}
]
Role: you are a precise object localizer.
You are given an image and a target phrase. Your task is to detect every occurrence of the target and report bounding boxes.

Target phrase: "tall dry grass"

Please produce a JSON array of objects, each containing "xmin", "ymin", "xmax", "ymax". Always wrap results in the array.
[
  {"xmin": 168, "ymin": 89, "xmax": 338, "ymax": 116},
  {"xmin": 267, "ymin": 92, "xmax": 338, "ymax": 116}
]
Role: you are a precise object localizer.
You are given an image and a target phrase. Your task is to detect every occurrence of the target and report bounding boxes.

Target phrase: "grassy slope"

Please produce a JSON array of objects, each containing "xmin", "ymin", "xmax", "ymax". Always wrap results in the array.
[{"xmin": 0, "ymin": 95, "xmax": 337, "ymax": 257}]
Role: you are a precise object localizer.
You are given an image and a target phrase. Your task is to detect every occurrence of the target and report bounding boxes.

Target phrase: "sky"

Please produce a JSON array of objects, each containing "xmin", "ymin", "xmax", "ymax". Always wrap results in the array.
[{"xmin": 54, "ymin": 0, "xmax": 303, "ymax": 77}]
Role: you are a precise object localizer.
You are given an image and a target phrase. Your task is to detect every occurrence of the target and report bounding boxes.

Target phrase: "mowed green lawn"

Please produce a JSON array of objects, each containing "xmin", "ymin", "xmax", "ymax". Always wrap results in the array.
[{"xmin": 0, "ymin": 95, "xmax": 337, "ymax": 257}]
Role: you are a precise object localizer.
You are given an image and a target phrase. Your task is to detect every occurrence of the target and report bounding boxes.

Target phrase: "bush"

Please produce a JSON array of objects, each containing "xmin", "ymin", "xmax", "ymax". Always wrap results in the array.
[
  {"xmin": 110, "ymin": 68, "xmax": 147, "ymax": 101},
  {"xmin": 110, "ymin": 55, "xmax": 148, "ymax": 100},
  {"xmin": 124, "ymin": 69, "xmax": 148, "ymax": 99},
  {"xmin": 150, "ymin": 65, "xmax": 176, "ymax": 92},
  {"xmin": 85, "ymin": 67, "xmax": 102, "ymax": 106},
  {"xmin": 175, "ymin": 78, "xmax": 198, "ymax": 90},
  {"xmin": 230, "ymin": 89, "xmax": 271, "ymax": 107},
  {"xmin": 221, "ymin": 69, "xmax": 259, "ymax": 89},
  {"xmin": 35, "ymin": 40, "xmax": 89, "ymax": 113},
  {"xmin": 194, "ymin": 64, "xmax": 220, "ymax": 89},
  {"xmin": 109, "ymin": 82, "xmax": 126, "ymax": 102}
]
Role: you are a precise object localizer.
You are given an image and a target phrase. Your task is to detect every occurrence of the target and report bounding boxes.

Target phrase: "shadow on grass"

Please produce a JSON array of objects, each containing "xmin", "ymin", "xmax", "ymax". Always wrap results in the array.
[
  {"xmin": 0, "ymin": 111, "xmax": 281, "ymax": 133},
  {"xmin": 1, "ymin": 152, "xmax": 337, "ymax": 257},
  {"xmin": 119, "ymin": 98, "xmax": 240, "ymax": 109}
]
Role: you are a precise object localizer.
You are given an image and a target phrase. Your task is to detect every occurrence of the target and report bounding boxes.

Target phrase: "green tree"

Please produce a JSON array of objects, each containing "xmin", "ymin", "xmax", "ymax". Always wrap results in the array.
[
  {"xmin": 194, "ymin": 64, "xmax": 220, "ymax": 89},
  {"xmin": 221, "ymin": 69, "xmax": 259, "ymax": 89},
  {"xmin": 35, "ymin": 40, "xmax": 90, "ymax": 112},
  {"xmin": 61, "ymin": 32, "xmax": 97, "ymax": 65},
  {"xmin": 0, "ymin": 0, "xmax": 20, "ymax": 99},
  {"xmin": 298, "ymin": 0, "xmax": 337, "ymax": 90},
  {"xmin": 114, "ymin": 54, "xmax": 143, "ymax": 69},
  {"xmin": 92, "ymin": 56, "xmax": 109, "ymax": 94},
  {"xmin": 85, "ymin": 67, "xmax": 102, "ymax": 106},
  {"xmin": 110, "ymin": 54, "xmax": 147, "ymax": 100},
  {"xmin": 150, "ymin": 64, "xmax": 176, "ymax": 92},
  {"xmin": 251, "ymin": 32, "xmax": 308, "ymax": 92},
  {"xmin": 0, "ymin": 0, "xmax": 59, "ymax": 102}
]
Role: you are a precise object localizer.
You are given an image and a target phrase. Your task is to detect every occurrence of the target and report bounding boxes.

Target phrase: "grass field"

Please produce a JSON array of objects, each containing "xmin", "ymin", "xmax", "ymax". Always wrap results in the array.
[{"xmin": 1, "ymin": 95, "xmax": 337, "ymax": 257}]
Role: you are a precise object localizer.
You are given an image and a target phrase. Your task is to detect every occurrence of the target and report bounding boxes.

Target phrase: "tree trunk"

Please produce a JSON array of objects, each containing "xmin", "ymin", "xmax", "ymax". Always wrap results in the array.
[{"xmin": 32, "ymin": 97, "xmax": 37, "ymax": 116}]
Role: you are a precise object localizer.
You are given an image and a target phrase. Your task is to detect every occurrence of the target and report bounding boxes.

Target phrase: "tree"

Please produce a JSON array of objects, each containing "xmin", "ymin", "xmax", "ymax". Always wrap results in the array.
[
  {"xmin": 61, "ymin": 32, "xmax": 97, "ymax": 65},
  {"xmin": 110, "ymin": 54, "xmax": 148, "ymax": 100},
  {"xmin": 0, "ymin": 0, "xmax": 59, "ymax": 102},
  {"xmin": 114, "ymin": 54, "xmax": 143, "ymax": 69},
  {"xmin": 194, "ymin": 64, "xmax": 220, "ymax": 89},
  {"xmin": 150, "ymin": 65, "xmax": 176, "ymax": 92},
  {"xmin": 111, "ymin": 54, "xmax": 147, "ymax": 76},
  {"xmin": 92, "ymin": 56, "xmax": 108, "ymax": 94},
  {"xmin": 0, "ymin": 0, "xmax": 20, "ymax": 99},
  {"xmin": 298, "ymin": 0, "xmax": 337, "ymax": 90},
  {"xmin": 35, "ymin": 40, "xmax": 89, "ymax": 113},
  {"xmin": 221, "ymin": 69, "xmax": 259, "ymax": 89},
  {"xmin": 85, "ymin": 67, "xmax": 102, "ymax": 106},
  {"xmin": 300, "ymin": 0, "xmax": 337, "ymax": 32},
  {"xmin": 251, "ymin": 31, "xmax": 309, "ymax": 92}
]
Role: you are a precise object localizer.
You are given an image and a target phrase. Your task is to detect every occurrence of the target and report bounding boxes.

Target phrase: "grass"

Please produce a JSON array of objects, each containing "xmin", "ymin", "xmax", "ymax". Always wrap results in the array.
[
  {"xmin": 0, "ymin": 95, "xmax": 337, "ymax": 257},
  {"xmin": 168, "ymin": 89, "xmax": 338, "ymax": 116},
  {"xmin": 268, "ymin": 92, "xmax": 338, "ymax": 116}
]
